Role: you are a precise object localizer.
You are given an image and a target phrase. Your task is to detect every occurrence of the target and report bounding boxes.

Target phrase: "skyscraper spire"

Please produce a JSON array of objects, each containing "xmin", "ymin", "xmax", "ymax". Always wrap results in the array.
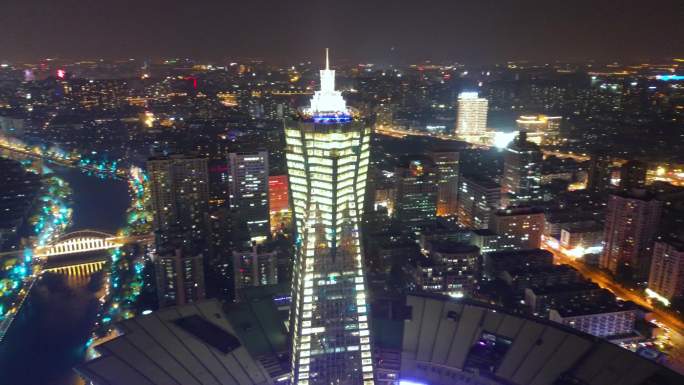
[
  {"xmin": 307, "ymin": 48, "xmax": 348, "ymax": 116},
  {"xmin": 325, "ymin": 47, "xmax": 330, "ymax": 70}
]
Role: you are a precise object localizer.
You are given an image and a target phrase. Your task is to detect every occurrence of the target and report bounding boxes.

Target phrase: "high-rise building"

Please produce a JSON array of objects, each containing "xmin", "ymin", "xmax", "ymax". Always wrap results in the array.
[
  {"xmin": 155, "ymin": 231, "xmax": 207, "ymax": 307},
  {"xmin": 501, "ymin": 131, "xmax": 543, "ymax": 207},
  {"xmin": 233, "ymin": 244, "xmax": 279, "ymax": 297},
  {"xmin": 619, "ymin": 160, "xmax": 647, "ymax": 191},
  {"xmin": 457, "ymin": 174, "xmax": 501, "ymax": 229},
  {"xmin": 455, "ymin": 91, "xmax": 488, "ymax": 138},
  {"xmin": 489, "ymin": 207, "xmax": 545, "ymax": 250},
  {"xmin": 587, "ymin": 153, "xmax": 613, "ymax": 192},
  {"xmin": 147, "ymin": 154, "xmax": 210, "ymax": 237},
  {"xmin": 284, "ymin": 50, "xmax": 374, "ymax": 385},
  {"xmin": 647, "ymin": 237, "xmax": 684, "ymax": 304},
  {"xmin": 394, "ymin": 157, "xmax": 438, "ymax": 229},
  {"xmin": 147, "ymin": 155, "xmax": 210, "ymax": 307},
  {"xmin": 269, "ymin": 174, "xmax": 292, "ymax": 233},
  {"xmin": 428, "ymin": 148, "xmax": 459, "ymax": 217},
  {"xmin": 228, "ymin": 151, "xmax": 270, "ymax": 242},
  {"xmin": 600, "ymin": 191, "xmax": 662, "ymax": 282}
]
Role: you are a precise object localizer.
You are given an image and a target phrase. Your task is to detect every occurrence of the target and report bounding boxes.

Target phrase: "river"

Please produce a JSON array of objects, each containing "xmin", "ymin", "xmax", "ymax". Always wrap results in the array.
[{"xmin": 0, "ymin": 165, "xmax": 130, "ymax": 385}]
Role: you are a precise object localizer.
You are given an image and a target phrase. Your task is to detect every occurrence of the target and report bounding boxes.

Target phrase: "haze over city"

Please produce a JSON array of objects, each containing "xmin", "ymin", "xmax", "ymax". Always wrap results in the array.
[{"xmin": 1, "ymin": 0, "xmax": 682, "ymax": 63}]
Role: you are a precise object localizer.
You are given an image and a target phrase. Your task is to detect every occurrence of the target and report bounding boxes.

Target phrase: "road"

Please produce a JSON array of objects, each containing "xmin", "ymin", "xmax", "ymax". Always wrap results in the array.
[{"xmin": 542, "ymin": 238, "xmax": 684, "ymax": 373}]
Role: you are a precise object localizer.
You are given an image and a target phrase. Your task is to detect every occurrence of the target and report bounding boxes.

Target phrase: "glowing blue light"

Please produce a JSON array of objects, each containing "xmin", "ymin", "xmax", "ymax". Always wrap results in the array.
[
  {"xmin": 312, "ymin": 113, "xmax": 352, "ymax": 124},
  {"xmin": 399, "ymin": 380, "xmax": 427, "ymax": 385},
  {"xmin": 656, "ymin": 74, "xmax": 684, "ymax": 81}
]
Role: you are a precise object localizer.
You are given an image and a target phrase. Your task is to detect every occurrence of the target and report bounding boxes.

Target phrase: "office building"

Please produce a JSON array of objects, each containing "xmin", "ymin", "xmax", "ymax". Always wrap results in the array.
[
  {"xmin": 228, "ymin": 151, "xmax": 270, "ymax": 242},
  {"xmin": 457, "ymin": 174, "xmax": 500, "ymax": 229},
  {"xmin": 284, "ymin": 50, "xmax": 374, "ymax": 385},
  {"xmin": 647, "ymin": 237, "xmax": 684, "ymax": 305},
  {"xmin": 489, "ymin": 207, "xmax": 545, "ymax": 250},
  {"xmin": 394, "ymin": 157, "xmax": 438, "ymax": 229},
  {"xmin": 501, "ymin": 131, "xmax": 543, "ymax": 207},
  {"xmin": 428, "ymin": 148, "xmax": 459, "ymax": 217},
  {"xmin": 455, "ymin": 91, "xmax": 488, "ymax": 138},
  {"xmin": 600, "ymin": 191, "xmax": 662, "ymax": 282}
]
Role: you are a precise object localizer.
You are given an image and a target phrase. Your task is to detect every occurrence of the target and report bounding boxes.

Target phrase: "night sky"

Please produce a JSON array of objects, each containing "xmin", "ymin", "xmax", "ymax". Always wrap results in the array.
[{"xmin": 0, "ymin": 0, "xmax": 682, "ymax": 64}]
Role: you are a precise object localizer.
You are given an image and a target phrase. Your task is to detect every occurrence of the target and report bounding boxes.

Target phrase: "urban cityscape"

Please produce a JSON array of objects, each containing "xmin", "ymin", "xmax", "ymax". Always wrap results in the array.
[{"xmin": 0, "ymin": 2, "xmax": 683, "ymax": 385}]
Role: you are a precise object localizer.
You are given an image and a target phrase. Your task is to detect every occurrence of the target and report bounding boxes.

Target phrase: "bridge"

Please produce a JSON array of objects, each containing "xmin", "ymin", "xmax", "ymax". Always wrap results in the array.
[
  {"xmin": 35, "ymin": 230, "xmax": 122, "ymax": 257},
  {"xmin": 33, "ymin": 229, "xmax": 152, "ymax": 258}
]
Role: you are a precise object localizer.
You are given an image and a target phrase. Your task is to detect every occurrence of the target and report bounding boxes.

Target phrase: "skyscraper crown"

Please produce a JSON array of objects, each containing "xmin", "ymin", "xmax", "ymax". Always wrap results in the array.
[{"xmin": 306, "ymin": 48, "xmax": 349, "ymax": 119}]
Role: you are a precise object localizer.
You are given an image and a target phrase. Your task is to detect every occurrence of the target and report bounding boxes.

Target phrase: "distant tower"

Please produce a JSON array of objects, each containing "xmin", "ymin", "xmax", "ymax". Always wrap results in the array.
[
  {"xmin": 455, "ymin": 91, "xmax": 488, "ymax": 137},
  {"xmin": 285, "ymin": 49, "xmax": 375, "ymax": 384}
]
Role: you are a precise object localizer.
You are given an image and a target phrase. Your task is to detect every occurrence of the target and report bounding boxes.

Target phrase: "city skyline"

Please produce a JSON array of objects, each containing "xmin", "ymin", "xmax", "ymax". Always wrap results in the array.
[
  {"xmin": 0, "ymin": 4, "xmax": 683, "ymax": 384},
  {"xmin": 0, "ymin": 0, "xmax": 682, "ymax": 64}
]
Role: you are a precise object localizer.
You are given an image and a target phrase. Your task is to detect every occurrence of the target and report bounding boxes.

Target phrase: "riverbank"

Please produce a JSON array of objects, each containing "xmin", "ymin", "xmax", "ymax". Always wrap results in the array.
[{"xmin": 0, "ymin": 164, "xmax": 131, "ymax": 385}]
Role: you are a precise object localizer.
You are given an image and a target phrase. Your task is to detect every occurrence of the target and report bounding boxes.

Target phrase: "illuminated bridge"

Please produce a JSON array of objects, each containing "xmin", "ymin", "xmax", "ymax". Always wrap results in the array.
[
  {"xmin": 38, "ymin": 230, "xmax": 152, "ymax": 286},
  {"xmin": 34, "ymin": 230, "xmax": 152, "ymax": 259},
  {"xmin": 35, "ymin": 230, "xmax": 122, "ymax": 258}
]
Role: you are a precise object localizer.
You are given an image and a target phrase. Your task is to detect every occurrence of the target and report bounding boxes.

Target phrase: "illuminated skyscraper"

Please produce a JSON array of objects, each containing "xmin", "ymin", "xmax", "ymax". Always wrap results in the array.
[
  {"xmin": 285, "ymin": 49, "xmax": 374, "ymax": 385},
  {"xmin": 455, "ymin": 91, "xmax": 488, "ymax": 138}
]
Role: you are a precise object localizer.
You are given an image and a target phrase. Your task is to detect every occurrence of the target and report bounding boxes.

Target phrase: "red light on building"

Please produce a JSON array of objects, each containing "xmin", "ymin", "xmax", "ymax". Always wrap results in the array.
[
  {"xmin": 56, "ymin": 69, "xmax": 66, "ymax": 79},
  {"xmin": 185, "ymin": 76, "xmax": 197, "ymax": 89},
  {"xmin": 269, "ymin": 175, "xmax": 292, "ymax": 233},
  {"xmin": 269, "ymin": 175, "xmax": 289, "ymax": 214}
]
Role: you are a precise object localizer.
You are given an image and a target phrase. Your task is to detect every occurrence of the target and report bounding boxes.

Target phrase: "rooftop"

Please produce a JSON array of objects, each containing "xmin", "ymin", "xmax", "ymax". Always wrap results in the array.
[{"xmin": 552, "ymin": 299, "xmax": 641, "ymax": 317}]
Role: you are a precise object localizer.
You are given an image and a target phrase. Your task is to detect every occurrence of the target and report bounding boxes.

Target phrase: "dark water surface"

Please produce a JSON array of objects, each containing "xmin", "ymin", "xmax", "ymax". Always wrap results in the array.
[{"xmin": 0, "ymin": 166, "xmax": 129, "ymax": 385}]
